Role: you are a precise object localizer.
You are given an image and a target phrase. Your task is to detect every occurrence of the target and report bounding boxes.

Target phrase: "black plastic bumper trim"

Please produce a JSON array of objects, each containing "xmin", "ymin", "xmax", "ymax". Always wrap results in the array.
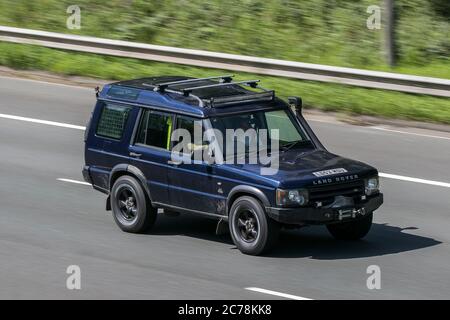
[
  {"xmin": 266, "ymin": 193, "xmax": 383, "ymax": 224},
  {"xmin": 82, "ymin": 165, "xmax": 92, "ymax": 184}
]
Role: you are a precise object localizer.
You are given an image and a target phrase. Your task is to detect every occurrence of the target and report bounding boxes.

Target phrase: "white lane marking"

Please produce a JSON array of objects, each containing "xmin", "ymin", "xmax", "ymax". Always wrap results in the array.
[
  {"xmin": 59, "ymin": 173, "xmax": 449, "ymax": 189},
  {"xmin": 2, "ymin": 112, "xmax": 450, "ymax": 189},
  {"xmin": 3, "ymin": 111, "xmax": 449, "ymax": 141},
  {"xmin": 59, "ymin": 174, "xmax": 449, "ymax": 189},
  {"xmin": 57, "ymin": 178, "xmax": 91, "ymax": 186},
  {"xmin": 0, "ymin": 113, "xmax": 86, "ymax": 130},
  {"xmin": 245, "ymin": 287, "xmax": 312, "ymax": 300},
  {"xmin": 372, "ymin": 126, "xmax": 450, "ymax": 141},
  {"xmin": 308, "ymin": 119, "xmax": 450, "ymax": 141},
  {"xmin": 379, "ymin": 173, "xmax": 450, "ymax": 188}
]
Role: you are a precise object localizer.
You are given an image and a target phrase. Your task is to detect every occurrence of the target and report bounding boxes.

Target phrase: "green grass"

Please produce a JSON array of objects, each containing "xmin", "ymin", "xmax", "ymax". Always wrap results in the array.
[
  {"xmin": 0, "ymin": 0, "xmax": 448, "ymax": 78},
  {"xmin": 1, "ymin": 42, "xmax": 449, "ymax": 124}
]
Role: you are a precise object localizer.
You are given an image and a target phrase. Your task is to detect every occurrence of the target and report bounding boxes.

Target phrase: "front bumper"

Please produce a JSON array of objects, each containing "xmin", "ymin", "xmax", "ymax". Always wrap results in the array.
[{"xmin": 266, "ymin": 193, "xmax": 383, "ymax": 225}]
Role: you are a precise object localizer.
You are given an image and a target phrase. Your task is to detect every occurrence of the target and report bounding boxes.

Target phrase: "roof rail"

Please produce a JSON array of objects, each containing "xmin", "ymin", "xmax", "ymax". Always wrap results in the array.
[
  {"xmin": 160, "ymin": 88, "xmax": 204, "ymax": 108},
  {"xmin": 181, "ymin": 80, "xmax": 261, "ymax": 96},
  {"xmin": 149, "ymin": 75, "xmax": 234, "ymax": 93}
]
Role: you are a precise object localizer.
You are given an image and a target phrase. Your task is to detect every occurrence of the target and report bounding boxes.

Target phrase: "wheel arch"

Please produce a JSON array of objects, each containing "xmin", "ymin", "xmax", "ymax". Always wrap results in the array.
[
  {"xmin": 226, "ymin": 185, "xmax": 271, "ymax": 216},
  {"xmin": 109, "ymin": 164, "xmax": 152, "ymax": 202}
]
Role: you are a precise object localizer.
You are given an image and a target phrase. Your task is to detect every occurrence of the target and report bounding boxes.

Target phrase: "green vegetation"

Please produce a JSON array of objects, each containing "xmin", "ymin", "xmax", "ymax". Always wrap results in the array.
[
  {"xmin": 1, "ymin": 42, "xmax": 449, "ymax": 124},
  {"xmin": 0, "ymin": 1, "xmax": 448, "ymax": 123},
  {"xmin": 0, "ymin": 0, "xmax": 448, "ymax": 77}
]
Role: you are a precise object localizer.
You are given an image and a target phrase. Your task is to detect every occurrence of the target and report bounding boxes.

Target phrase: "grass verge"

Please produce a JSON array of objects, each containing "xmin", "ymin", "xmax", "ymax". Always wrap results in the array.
[{"xmin": 1, "ymin": 42, "xmax": 449, "ymax": 124}]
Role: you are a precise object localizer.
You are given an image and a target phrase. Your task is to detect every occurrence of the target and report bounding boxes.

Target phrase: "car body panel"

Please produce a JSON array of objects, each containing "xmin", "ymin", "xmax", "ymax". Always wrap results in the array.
[{"xmin": 84, "ymin": 76, "xmax": 383, "ymax": 225}]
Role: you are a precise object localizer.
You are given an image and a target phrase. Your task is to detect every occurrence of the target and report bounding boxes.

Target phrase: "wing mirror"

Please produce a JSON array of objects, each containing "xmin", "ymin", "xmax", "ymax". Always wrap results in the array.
[{"xmin": 288, "ymin": 96, "xmax": 302, "ymax": 114}]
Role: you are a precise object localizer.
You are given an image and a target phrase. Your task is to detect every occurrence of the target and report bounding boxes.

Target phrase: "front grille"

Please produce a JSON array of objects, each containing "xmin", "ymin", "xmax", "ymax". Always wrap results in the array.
[{"xmin": 309, "ymin": 180, "xmax": 364, "ymax": 205}]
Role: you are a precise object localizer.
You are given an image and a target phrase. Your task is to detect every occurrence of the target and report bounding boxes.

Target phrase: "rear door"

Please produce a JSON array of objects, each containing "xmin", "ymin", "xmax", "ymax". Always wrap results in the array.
[
  {"xmin": 86, "ymin": 102, "xmax": 135, "ymax": 191},
  {"xmin": 128, "ymin": 108, "xmax": 174, "ymax": 204}
]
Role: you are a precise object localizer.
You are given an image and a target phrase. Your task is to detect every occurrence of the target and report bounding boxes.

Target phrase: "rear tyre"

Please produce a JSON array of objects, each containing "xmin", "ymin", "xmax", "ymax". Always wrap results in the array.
[
  {"xmin": 326, "ymin": 213, "xmax": 373, "ymax": 240},
  {"xmin": 229, "ymin": 196, "xmax": 280, "ymax": 255},
  {"xmin": 111, "ymin": 175, "xmax": 157, "ymax": 233}
]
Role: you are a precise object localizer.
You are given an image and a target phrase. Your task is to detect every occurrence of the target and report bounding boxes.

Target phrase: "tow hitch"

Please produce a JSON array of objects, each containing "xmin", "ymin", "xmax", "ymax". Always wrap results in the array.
[{"xmin": 338, "ymin": 207, "xmax": 366, "ymax": 221}]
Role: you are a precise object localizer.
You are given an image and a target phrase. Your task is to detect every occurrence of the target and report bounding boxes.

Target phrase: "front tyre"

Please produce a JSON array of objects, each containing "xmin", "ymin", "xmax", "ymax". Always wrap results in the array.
[
  {"xmin": 229, "ymin": 196, "xmax": 279, "ymax": 255},
  {"xmin": 326, "ymin": 213, "xmax": 373, "ymax": 240},
  {"xmin": 111, "ymin": 175, "xmax": 157, "ymax": 233}
]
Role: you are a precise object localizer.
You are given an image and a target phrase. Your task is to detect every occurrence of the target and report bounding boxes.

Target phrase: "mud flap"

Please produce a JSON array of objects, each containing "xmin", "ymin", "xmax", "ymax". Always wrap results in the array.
[
  {"xmin": 216, "ymin": 218, "xmax": 229, "ymax": 236},
  {"xmin": 106, "ymin": 195, "xmax": 111, "ymax": 211}
]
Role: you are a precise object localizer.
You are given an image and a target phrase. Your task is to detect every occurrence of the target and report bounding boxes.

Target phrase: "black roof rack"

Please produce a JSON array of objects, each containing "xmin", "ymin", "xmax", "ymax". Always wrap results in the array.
[
  {"xmin": 149, "ymin": 75, "xmax": 234, "ymax": 93},
  {"xmin": 181, "ymin": 80, "xmax": 260, "ymax": 96},
  {"xmin": 164, "ymin": 88, "xmax": 206, "ymax": 108},
  {"xmin": 206, "ymin": 91, "xmax": 275, "ymax": 108},
  {"xmin": 135, "ymin": 75, "xmax": 275, "ymax": 109}
]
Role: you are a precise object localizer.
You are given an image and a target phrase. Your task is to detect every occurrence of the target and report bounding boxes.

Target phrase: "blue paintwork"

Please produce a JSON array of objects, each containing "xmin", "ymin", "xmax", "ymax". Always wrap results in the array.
[{"xmin": 84, "ymin": 80, "xmax": 379, "ymax": 217}]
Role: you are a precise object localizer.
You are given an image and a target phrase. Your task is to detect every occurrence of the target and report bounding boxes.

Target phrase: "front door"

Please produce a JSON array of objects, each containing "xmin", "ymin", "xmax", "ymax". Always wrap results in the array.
[{"xmin": 167, "ymin": 115, "xmax": 219, "ymax": 214}]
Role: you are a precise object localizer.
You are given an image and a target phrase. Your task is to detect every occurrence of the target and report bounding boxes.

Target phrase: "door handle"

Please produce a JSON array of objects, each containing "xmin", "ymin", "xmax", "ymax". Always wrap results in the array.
[{"xmin": 129, "ymin": 152, "xmax": 142, "ymax": 158}]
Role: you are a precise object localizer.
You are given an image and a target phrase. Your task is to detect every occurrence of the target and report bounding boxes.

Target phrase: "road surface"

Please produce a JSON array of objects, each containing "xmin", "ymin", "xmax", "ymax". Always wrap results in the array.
[{"xmin": 0, "ymin": 76, "xmax": 449, "ymax": 299}]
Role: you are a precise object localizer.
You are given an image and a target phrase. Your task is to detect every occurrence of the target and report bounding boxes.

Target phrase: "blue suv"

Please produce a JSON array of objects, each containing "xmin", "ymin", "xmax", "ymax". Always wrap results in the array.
[{"xmin": 83, "ymin": 75, "xmax": 383, "ymax": 255}]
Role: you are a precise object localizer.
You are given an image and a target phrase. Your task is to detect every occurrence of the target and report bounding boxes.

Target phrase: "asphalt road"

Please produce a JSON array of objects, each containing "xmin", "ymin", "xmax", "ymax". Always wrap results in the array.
[{"xmin": 0, "ymin": 76, "xmax": 449, "ymax": 299}]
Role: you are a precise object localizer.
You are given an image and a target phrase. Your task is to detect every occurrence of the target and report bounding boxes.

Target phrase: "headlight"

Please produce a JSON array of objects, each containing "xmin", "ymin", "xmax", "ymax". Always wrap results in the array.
[
  {"xmin": 276, "ymin": 188, "xmax": 309, "ymax": 207},
  {"xmin": 365, "ymin": 176, "xmax": 379, "ymax": 195}
]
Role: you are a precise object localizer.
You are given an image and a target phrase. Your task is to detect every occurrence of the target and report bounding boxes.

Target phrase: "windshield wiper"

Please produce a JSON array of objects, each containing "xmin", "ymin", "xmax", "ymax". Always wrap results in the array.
[{"xmin": 280, "ymin": 140, "xmax": 311, "ymax": 153}]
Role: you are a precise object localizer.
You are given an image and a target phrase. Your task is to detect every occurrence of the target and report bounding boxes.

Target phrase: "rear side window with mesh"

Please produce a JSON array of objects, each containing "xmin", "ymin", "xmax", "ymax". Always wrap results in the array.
[{"xmin": 96, "ymin": 104, "xmax": 132, "ymax": 140}]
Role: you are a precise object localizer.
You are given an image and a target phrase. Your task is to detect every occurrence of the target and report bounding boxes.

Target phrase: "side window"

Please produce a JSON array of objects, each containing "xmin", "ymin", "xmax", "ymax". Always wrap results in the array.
[
  {"xmin": 176, "ymin": 116, "xmax": 198, "ymax": 142},
  {"xmin": 135, "ymin": 109, "xmax": 173, "ymax": 149},
  {"xmin": 175, "ymin": 116, "xmax": 205, "ymax": 154},
  {"xmin": 96, "ymin": 104, "xmax": 131, "ymax": 140}
]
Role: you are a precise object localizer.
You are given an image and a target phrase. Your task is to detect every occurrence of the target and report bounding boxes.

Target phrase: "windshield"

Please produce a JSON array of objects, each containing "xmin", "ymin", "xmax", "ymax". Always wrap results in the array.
[{"xmin": 209, "ymin": 108, "xmax": 311, "ymax": 156}]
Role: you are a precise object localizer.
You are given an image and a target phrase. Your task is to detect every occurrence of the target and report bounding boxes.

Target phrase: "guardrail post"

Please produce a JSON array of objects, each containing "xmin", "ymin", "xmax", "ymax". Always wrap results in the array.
[{"xmin": 384, "ymin": 0, "xmax": 396, "ymax": 67}]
